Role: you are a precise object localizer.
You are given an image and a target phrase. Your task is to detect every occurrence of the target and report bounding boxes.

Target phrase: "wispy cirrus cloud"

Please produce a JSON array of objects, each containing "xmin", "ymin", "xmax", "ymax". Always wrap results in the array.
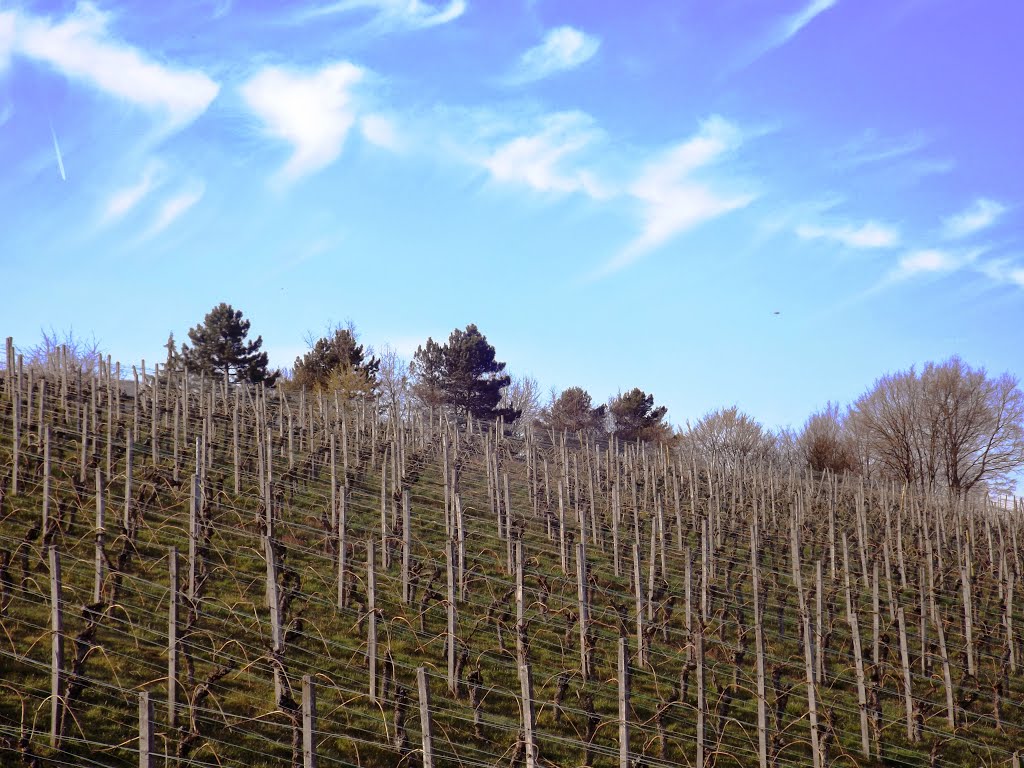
[
  {"xmin": 360, "ymin": 113, "xmax": 401, "ymax": 150},
  {"xmin": 892, "ymin": 248, "xmax": 965, "ymax": 279},
  {"xmin": 143, "ymin": 182, "xmax": 205, "ymax": 239},
  {"xmin": 774, "ymin": 0, "xmax": 837, "ymax": 49},
  {"xmin": 733, "ymin": 0, "xmax": 837, "ymax": 70},
  {"xmin": 482, "ymin": 111, "xmax": 608, "ymax": 198},
  {"xmin": 50, "ymin": 124, "xmax": 67, "ymax": 181},
  {"xmin": 506, "ymin": 26, "xmax": 600, "ymax": 84},
  {"xmin": 0, "ymin": 12, "xmax": 13, "ymax": 72},
  {"xmin": 296, "ymin": 0, "xmax": 465, "ymax": 30},
  {"xmin": 942, "ymin": 198, "xmax": 1006, "ymax": 239},
  {"xmin": 241, "ymin": 61, "xmax": 368, "ymax": 183},
  {"xmin": 594, "ymin": 116, "xmax": 755, "ymax": 277},
  {"xmin": 976, "ymin": 258, "xmax": 1024, "ymax": 289},
  {"xmin": 102, "ymin": 161, "xmax": 163, "ymax": 223},
  {"xmin": 796, "ymin": 220, "xmax": 899, "ymax": 249},
  {"xmin": 3, "ymin": 2, "xmax": 218, "ymax": 131}
]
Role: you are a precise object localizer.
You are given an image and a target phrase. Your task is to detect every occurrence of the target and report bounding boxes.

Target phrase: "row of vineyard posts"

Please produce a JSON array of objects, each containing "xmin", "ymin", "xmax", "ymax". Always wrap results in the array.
[{"xmin": 0, "ymin": 336, "xmax": 1022, "ymax": 767}]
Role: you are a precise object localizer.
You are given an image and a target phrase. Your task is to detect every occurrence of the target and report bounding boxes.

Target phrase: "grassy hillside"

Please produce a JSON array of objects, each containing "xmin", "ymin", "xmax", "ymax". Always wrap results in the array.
[{"xmin": 0, "ymin": 362, "xmax": 1022, "ymax": 768}]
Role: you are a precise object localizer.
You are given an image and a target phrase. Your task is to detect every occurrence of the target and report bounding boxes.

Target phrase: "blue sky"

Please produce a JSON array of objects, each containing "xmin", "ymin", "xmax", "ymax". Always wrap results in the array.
[{"xmin": 1, "ymin": 0, "xmax": 1022, "ymax": 430}]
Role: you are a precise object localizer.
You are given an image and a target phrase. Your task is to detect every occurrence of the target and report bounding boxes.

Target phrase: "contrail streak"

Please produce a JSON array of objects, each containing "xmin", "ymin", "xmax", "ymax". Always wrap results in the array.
[{"xmin": 50, "ymin": 124, "xmax": 67, "ymax": 181}]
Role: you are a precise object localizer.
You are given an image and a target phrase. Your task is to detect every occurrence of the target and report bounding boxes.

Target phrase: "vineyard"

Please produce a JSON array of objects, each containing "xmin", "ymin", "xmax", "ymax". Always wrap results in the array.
[{"xmin": 0, "ymin": 341, "xmax": 1022, "ymax": 768}]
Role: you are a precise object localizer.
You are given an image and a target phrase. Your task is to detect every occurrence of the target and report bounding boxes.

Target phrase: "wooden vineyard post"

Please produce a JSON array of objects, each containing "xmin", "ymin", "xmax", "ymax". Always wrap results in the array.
[
  {"xmin": 751, "ymin": 527, "xmax": 767, "ymax": 768},
  {"xmin": 402, "ymin": 489, "xmax": 411, "ymax": 605},
  {"xmin": 233, "ymin": 392, "xmax": 241, "ymax": 495},
  {"xmin": 80, "ymin": 405, "xmax": 88, "ymax": 485},
  {"xmin": 577, "ymin": 541, "xmax": 590, "ymax": 681},
  {"xmin": 42, "ymin": 426, "xmax": 51, "ymax": 534},
  {"xmin": 124, "ymin": 430, "xmax": 133, "ymax": 536},
  {"xmin": 933, "ymin": 609, "xmax": 955, "ymax": 729},
  {"xmin": 447, "ymin": 537, "xmax": 457, "ymax": 693},
  {"xmin": 151, "ymin": 365, "xmax": 159, "ymax": 467},
  {"xmin": 139, "ymin": 691, "xmax": 154, "ymax": 768},
  {"xmin": 515, "ymin": 538, "xmax": 525, "ymax": 666},
  {"xmin": 633, "ymin": 543, "xmax": 645, "ymax": 668},
  {"xmin": 168, "ymin": 546, "xmax": 178, "ymax": 729},
  {"xmin": 337, "ymin": 486, "xmax": 348, "ymax": 609},
  {"xmin": 302, "ymin": 675, "xmax": 318, "ymax": 768},
  {"xmin": 848, "ymin": 607, "xmax": 870, "ymax": 758},
  {"xmin": 266, "ymin": 535, "xmax": 284, "ymax": 705},
  {"xmin": 417, "ymin": 668, "xmax": 434, "ymax": 768},
  {"xmin": 189, "ymin": 473, "xmax": 200, "ymax": 602},
  {"xmin": 519, "ymin": 661, "xmax": 537, "ymax": 768},
  {"xmin": 618, "ymin": 637, "xmax": 630, "ymax": 768},
  {"xmin": 897, "ymin": 606, "xmax": 916, "ymax": 741},
  {"xmin": 456, "ymin": 494, "xmax": 466, "ymax": 602},
  {"xmin": 961, "ymin": 558, "xmax": 976, "ymax": 678},
  {"xmin": 368, "ymin": 539, "xmax": 377, "ymax": 705},
  {"xmin": 380, "ymin": 453, "xmax": 390, "ymax": 570},
  {"xmin": 696, "ymin": 622, "xmax": 705, "ymax": 768},
  {"xmin": 611, "ymin": 483, "xmax": 621, "ymax": 578},
  {"xmin": 1007, "ymin": 568, "xmax": 1016, "ymax": 673},
  {"xmin": 815, "ymin": 560, "xmax": 825, "ymax": 683},
  {"xmin": 11, "ymin": 376, "xmax": 19, "ymax": 496},
  {"xmin": 793, "ymin": 520, "xmax": 821, "ymax": 768},
  {"xmin": 50, "ymin": 546, "xmax": 64, "ymax": 748},
  {"xmin": 94, "ymin": 470, "xmax": 106, "ymax": 604}
]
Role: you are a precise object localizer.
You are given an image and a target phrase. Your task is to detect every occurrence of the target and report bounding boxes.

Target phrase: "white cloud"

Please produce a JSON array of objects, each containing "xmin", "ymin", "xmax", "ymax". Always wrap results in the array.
[
  {"xmin": 103, "ymin": 162, "xmax": 162, "ymax": 222},
  {"xmin": 895, "ymin": 249, "xmax": 958, "ymax": 277},
  {"xmin": 50, "ymin": 124, "xmax": 67, "ymax": 181},
  {"xmin": 8, "ymin": 3, "xmax": 218, "ymax": 130},
  {"xmin": 796, "ymin": 220, "xmax": 899, "ymax": 249},
  {"xmin": 0, "ymin": 12, "xmax": 13, "ymax": 72},
  {"xmin": 889, "ymin": 247, "xmax": 981, "ymax": 283},
  {"xmin": 144, "ymin": 182, "xmax": 204, "ymax": 238},
  {"xmin": 508, "ymin": 26, "xmax": 600, "ymax": 84},
  {"xmin": 241, "ymin": 62, "xmax": 366, "ymax": 182},
  {"xmin": 360, "ymin": 113, "xmax": 400, "ymax": 150},
  {"xmin": 482, "ymin": 111, "xmax": 608, "ymax": 198},
  {"xmin": 298, "ymin": 0, "xmax": 465, "ymax": 30},
  {"xmin": 775, "ymin": 0, "xmax": 837, "ymax": 47},
  {"xmin": 942, "ymin": 198, "xmax": 1006, "ymax": 239},
  {"xmin": 596, "ymin": 116, "xmax": 754, "ymax": 276},
  {"xmin": 975, "ymin": 258, "xmax": 1024, "ymax": 289}
]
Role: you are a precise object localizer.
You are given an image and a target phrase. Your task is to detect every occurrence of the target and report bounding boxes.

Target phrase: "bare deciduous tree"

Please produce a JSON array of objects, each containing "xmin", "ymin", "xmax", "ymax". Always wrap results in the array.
[
  {"xmin": 800, "ymin": 402, "xmax": 857, "ymax": 475},
  {"xmin": 501, "ymin": 375, "xmax": 542, "ymax": 431},
  {"xmin": 848, "ymin": 357, "xmax": 1024, "ymax": 496},
  {"xmin": 21, "ymin": 327, "xmax": 104, "ymax": 375},
  {"xmin": 377, "ymin": 344, "xmax": 411, "ymax": 422},
  {"xmin": 688, "ymin": 406, "xmax": 775, "ymax": 470}
]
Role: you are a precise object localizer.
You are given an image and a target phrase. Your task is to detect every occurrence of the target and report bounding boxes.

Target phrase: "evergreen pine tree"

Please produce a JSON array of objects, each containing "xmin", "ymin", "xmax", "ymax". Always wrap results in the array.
[
  {"xmin": 414, "ymin": 324, "xmax": 520, "ymax": 421},
  {"xmin": 180, "ymin": 303, "xmax": 278, "ymax": 385}
]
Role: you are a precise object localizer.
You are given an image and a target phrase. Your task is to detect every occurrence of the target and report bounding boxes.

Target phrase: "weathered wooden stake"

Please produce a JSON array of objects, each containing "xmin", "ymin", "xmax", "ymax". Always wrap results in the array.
[
  {"xmin": 447, "ymin": 537, "xmax": 457, "ymax": 693},
  {"xmin": 897, "ymin": 606, "xmax": 916, "ymax": 741},
  {"xmin": 266, "ymin": 536, "xmax": 284, "ymax": 705},
  {"xmin": 402, "ymin": 488, "xmax": 412, "ymax": 605},
  {"xmin": 139, "ymin": 691, "xmax": 153, "ymax": 768},
  {"xmin": 338, "ymin": 486, "xmax": 348, "ymax": 609},
  {"xmin": 168, "ymin": 546, "xmax": 178, "ymax": 729},
  {"xmin": 751, "ymin": 527, "xmax": 767, "ymax": 768},
  {"xmin": 42, "ymin": 426, "xmax": 51, "ymax": 533},
  {"xmin": 519, "ymin": 662, "xmax": 537, "ymax": 768},
  {"xmin": 577, "ymin": 541, "xmax": 589, "ymax": 681},
  {"xmin": 302, "ymin": 675, "xmax": 317, "ymax": 768},
  {"xmin": 50, "ymin": 547, "xmax": 64, "ymax": 748},
  {"xmin": 417, "ymin": 668, "xmax": 434, "ymax": 768},
  {"xmin": 618, "ymin": 637, "xmax": 630, "ymax": 768},
  {"xmin": 94, "ymin": 470, "xmax": 106, "ymax": 603},
  {"xmin": 368, "ymin": 539, "xmax": 377, "ymax": 705}
]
